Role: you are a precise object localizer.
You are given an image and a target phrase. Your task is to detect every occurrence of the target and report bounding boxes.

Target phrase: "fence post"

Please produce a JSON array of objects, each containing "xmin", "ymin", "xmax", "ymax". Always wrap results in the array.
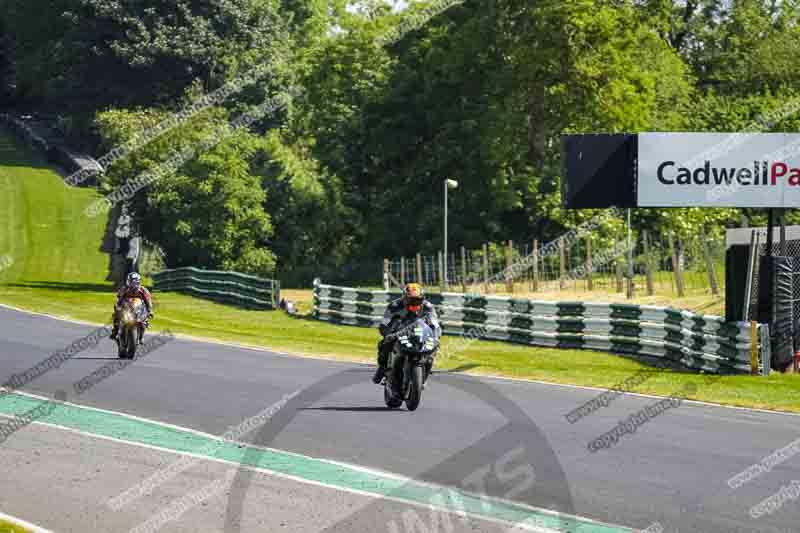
[
  {"xmin": 585, "ymin": 237, "xmax": 593, "ymax": 291},
  {"xmin": 701, "ymin": 229, "xmax": 720, "ymax": 296},
  {"xmin": 625, "ymin": 242, "xmax": 634, "ymax": 300},
  {"xmin": 461, "ymin": 246, "xmax": 467, "ymax": 292},
  {"xmin": 626, "ymin": 263, "xmax": 634, "ymax": 300},
  {"xmin": 438, "ymin": 250, "xmax": 445, "ymax": 292},
  {"xmin": 669, "ymin": 232, "xmax": 685, "ymax": 297},
  {"xmin": 505, "ymin": 240, "xmax": 514, "ymax": 293},
  {"xmin": 559, "ymin": 239, "xmax": 566, "ymax": 289},
  {"xmin": 643, "ymin": 230, "xmax": 655, "ymax": 296},
  {"xmin": 416, "ymin": 253, "xmax": 423, "ymax": 285},
  {"xmin": 383, "ymin": 259, "xmax": 390, "ymax": 290},
  {"xmin": 482, "ymin": 243, "xmax": 489, "ymax": 293},
  {"xmin": 532, "ymin": 240, "xmax": 539, "ymax": 292},
  {"xmin": 400, "ymin": 257, "xmax": 406, "ymax": 285}
]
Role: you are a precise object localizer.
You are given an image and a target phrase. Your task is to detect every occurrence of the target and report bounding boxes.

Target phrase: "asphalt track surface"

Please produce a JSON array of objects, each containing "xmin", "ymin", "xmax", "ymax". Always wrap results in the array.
[{"xmin": 1, "ymin": 305, "xmax": 800, "ymax": 533}]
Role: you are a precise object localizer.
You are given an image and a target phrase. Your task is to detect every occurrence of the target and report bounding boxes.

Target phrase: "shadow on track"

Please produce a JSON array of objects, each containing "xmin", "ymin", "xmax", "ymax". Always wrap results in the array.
[{"xmin": 299, "ymin": 406, "xmax": 404, "ymax": 412}]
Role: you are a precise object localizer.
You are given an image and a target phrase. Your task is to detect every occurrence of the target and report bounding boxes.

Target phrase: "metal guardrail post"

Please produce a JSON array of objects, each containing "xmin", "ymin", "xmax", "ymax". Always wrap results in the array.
[
  {"xmin": 759, "ymin": 323, "xmax": 771, "ymax": 376},
  {"xmin": 750, "ymin": 320, "xmax": 759, "ymax": 375}
]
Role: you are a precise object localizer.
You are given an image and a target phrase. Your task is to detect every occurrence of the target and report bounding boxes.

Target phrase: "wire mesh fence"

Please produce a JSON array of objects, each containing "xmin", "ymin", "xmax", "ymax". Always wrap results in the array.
[
  {"xmin": 747, "ymin": 235, "xmax": 800, "ymax": 322},
  {"xmin": 383, "ymin": 229, "xmax": 725, "ymax": 301}
]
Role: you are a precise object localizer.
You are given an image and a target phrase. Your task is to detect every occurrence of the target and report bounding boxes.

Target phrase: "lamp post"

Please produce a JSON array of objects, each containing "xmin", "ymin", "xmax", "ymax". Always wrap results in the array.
[{"xmin": 444, "ymin": 179, "xmax": 459, "ymax": 290}]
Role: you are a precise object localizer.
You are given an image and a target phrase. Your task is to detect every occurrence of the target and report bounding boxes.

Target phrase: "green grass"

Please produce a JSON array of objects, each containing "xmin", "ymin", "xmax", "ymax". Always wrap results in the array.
[
  {"xmin": 0, "ymin": 518, "xmax": 32, "ymax": 533},
  {"xmin": 0, "ymin": 130, "xmax": 111, "ymax": 287},
  {"xmin": 1, "ymin": 127, "xmax": 799, "ymax": 414}
]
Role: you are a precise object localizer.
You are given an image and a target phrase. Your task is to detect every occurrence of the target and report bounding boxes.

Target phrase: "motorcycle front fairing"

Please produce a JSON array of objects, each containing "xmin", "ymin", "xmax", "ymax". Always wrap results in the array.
[
  {"xmin": 389, "ymin": 319, "xmax": 438, "ymax": 385},
  {"xmin": 394, "ymin": 319, "xmax": 438, "ymax": 358}
]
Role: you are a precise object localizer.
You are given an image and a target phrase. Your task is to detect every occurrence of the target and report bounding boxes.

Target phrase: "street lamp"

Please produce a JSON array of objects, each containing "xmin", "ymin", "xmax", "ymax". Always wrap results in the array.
[{"xmin": 444, "ymin": 179, "xmax": 459, "ymax": 290}]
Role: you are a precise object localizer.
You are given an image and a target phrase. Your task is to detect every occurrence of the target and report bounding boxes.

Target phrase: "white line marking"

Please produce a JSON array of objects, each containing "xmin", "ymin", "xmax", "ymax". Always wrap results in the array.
[
  {"xmin": 1, "ymin": 392, "xmax": 634, "ymax": 533},
  {"xmin": 0, "ymin": 511, "xmax": 55, "ymax": 533}
]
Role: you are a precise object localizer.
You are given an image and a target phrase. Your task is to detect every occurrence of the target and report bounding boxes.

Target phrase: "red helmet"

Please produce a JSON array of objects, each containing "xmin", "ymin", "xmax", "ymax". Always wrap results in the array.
[{"xmin": 402, "ymin": 283, "xmax": 424, "ymax": 313}]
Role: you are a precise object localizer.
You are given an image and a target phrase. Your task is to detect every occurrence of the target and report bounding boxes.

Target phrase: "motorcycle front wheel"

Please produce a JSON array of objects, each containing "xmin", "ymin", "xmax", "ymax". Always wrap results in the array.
[
  {"xmin": 405, "ymin": 365, "xmax": 423, "ymax": 411},
  {"xmin": 124, "ymin": 328, "xmax": 137, "ymax": 359}
]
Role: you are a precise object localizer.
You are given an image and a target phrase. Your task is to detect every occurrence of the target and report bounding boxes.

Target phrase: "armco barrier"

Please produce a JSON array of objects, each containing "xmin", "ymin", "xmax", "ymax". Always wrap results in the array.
[
  {"xmin": 153, "ymin": 267, "xmax": 278, "ymax": 310},
  {"xmin": 312, "ymin": 280, "xmax": 768, "ymax": 375},
  {"xmin": 0, "ymin": 113, "xmax": 102, "ymax": 180}
]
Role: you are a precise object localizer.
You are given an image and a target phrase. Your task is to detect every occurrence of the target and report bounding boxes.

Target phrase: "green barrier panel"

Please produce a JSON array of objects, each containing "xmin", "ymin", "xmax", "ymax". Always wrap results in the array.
[
  {"xmin": 153, "ymin": 267, "xmax": 278, "ymax": 310},
  {"xmin": 311, "ymin": 280, "xmax": 763, "ymax": 375}
]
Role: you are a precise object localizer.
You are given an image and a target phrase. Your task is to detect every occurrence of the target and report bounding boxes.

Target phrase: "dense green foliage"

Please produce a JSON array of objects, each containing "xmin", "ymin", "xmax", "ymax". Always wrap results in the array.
[{"xmin": 2, "ymin": 0, "xmax": 799, "ymax": 285}]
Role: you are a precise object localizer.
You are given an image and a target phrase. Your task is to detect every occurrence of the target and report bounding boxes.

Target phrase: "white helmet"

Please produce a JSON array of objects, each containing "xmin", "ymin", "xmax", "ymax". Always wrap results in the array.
[{"xmin": 126, "ymin": 272, "xmax": 142, "ymax": 289}]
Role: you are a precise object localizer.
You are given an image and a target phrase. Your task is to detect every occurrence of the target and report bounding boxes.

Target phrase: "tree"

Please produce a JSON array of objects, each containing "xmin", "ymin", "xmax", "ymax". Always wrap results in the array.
[
  {"xmin": 641, "ymin": 0, "xmax": 800, "ymax": 94},
  {"xmin": 2, "ymin": 0, "xmax": 290, "ymax": 115},
  {"xmin": 0, "ymin": 0, "xmax": 73, "ymax": 107},
  {"xmin": 0, "ymin": 17, "xmax": 10, "ymax": 105},
  {"xmin": 95, "ymin": 102, "xmax": 277, "ymax": 277}
]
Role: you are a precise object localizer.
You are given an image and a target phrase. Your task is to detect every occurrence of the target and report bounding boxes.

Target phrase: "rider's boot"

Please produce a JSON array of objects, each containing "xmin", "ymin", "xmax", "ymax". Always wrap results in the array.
[
  {"xmin": 372, "ymin": 365, "xmax": 385, "ymax": 384},
  {"xmin": 109, "ymin": 312, "xmax": 119, "ymax": 340},
  {"xmin": 423, "ymin": 359, "xmax": 433, "ymax": 389},
  {"xmin": 372, "ymin": 340, "xmax": 389, "ymax": 384}
]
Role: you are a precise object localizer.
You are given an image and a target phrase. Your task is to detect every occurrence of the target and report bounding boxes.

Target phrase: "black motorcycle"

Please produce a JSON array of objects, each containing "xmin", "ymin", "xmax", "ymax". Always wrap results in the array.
[{"xmin": 383, "ymin": 318, "xmax": 438, "ymax": 411}]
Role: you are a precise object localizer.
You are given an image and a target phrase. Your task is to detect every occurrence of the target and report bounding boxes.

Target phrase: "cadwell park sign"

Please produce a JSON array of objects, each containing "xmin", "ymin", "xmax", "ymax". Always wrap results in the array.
[
  {"xmin": 561, "ymin": 132, "xmax": 800, "ymax": 209},
  {"xmin": 638, "ymin": 133, "xmax": 800, "ymax": 208}
]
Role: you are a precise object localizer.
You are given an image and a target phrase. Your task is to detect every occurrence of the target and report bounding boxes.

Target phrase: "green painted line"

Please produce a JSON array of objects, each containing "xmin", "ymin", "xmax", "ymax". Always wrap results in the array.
[{"xmin": 0, "ymin": 393, "xmax": 633, "ymax": 533}]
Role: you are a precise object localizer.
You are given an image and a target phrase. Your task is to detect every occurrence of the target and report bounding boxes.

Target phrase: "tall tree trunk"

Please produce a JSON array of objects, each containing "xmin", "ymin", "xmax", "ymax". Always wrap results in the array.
[{"xmin": 527, "ymin": 83, "xmax": 546, "ymax": 171}]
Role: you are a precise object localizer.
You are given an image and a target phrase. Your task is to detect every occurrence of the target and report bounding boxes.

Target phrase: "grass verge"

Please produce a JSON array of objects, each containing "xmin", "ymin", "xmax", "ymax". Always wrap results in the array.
[{"xmin": 0, "ymin": 130, "xmax": 110, "ymax": 288}]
